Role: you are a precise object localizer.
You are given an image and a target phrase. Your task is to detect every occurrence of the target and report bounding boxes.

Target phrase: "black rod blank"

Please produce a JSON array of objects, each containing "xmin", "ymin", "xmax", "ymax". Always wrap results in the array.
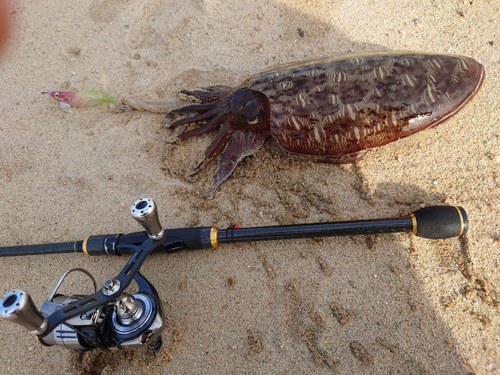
[
  {"xmin": 0, "ymin": 241, "xmax": 83, "ymax": 257},
  {"xmin": 217, "ymin": 218, "xmax": 412, "ymax": 244}
]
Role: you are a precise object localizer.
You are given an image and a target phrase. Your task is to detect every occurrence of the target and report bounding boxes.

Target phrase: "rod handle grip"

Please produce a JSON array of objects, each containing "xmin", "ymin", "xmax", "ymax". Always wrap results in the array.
[{"xmin": 411, "ymin": 206, "xmax": 468, "ymax": 239}]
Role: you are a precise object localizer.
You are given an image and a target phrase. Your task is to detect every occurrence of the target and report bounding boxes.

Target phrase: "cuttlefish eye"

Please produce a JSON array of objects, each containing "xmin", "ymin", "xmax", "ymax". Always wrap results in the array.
[{"xmin": 247, "ymin": 117, "xmax": 259, "ymax": 125}]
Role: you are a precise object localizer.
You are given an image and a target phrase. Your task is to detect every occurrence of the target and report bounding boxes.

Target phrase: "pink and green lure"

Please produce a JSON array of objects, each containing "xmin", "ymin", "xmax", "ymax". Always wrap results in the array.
[{"xmin": 42, "ymin": 90, "xmax": 116, "ymax": 108}]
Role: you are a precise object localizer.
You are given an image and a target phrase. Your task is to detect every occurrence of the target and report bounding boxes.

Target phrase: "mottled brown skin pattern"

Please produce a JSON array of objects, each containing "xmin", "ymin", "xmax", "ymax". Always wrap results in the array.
[{"xmin": 167, "ymin": 51, "xmax": 484, "ymax": 188}]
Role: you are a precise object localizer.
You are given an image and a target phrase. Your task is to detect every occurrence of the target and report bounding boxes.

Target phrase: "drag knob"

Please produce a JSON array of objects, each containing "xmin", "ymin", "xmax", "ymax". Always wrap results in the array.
[{"xmin": 131, "ymin": 198, "xmax": 164, "ymax": 240}]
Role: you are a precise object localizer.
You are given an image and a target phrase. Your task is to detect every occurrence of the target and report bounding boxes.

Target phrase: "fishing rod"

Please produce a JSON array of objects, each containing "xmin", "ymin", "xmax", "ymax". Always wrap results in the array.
[
  {"xmin": 0, "ymin": 200, "xmax": 467, "ymax": 257},
  {"xmin": 0, "ymin": 198, "xmax": 468, "ymax": 353}
]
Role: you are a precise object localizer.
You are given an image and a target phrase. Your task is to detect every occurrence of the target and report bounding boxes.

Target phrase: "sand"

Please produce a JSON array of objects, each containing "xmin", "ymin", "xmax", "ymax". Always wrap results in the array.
[{"xmin": 0, "ymin": 0, "xmax": 499, "ymax": 374}]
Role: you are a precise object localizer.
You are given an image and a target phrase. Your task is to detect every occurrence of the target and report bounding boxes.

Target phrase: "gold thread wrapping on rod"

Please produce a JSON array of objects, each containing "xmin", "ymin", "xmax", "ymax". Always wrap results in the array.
[
  {"xmin": 210, "ymin": 227, "xmax": 219, "ymax": 248},
  {"xmin": 82, "ymin": 235, "xmax": 90, "ymax": 257},
  {"xmin": 455, "ymin": 206, "xmax": 465, "ymax": 236},
  {"xmin": 409, "ymin": 213, "xmax": 417, "ymax": 235}
]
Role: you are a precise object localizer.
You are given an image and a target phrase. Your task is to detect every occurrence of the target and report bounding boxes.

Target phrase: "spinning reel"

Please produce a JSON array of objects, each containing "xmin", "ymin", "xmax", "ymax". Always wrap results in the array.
[
  {"xmin": 0, "ymin": 199, "xmax": 167, "ymax": 352},
  {"xmin": 0, "ymin": 198, "xmax": 468, "ymax": 352}
]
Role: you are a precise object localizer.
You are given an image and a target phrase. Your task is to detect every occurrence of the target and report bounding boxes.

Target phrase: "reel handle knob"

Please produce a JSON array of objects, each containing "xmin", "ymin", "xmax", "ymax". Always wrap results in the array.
[
  {"xmin": 0, "ymin": 290, "xmax": 47, "ymax": 335},
  {"xmin": 131, "ymin": 198, "xmax": 164, "ymax": 240}
]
